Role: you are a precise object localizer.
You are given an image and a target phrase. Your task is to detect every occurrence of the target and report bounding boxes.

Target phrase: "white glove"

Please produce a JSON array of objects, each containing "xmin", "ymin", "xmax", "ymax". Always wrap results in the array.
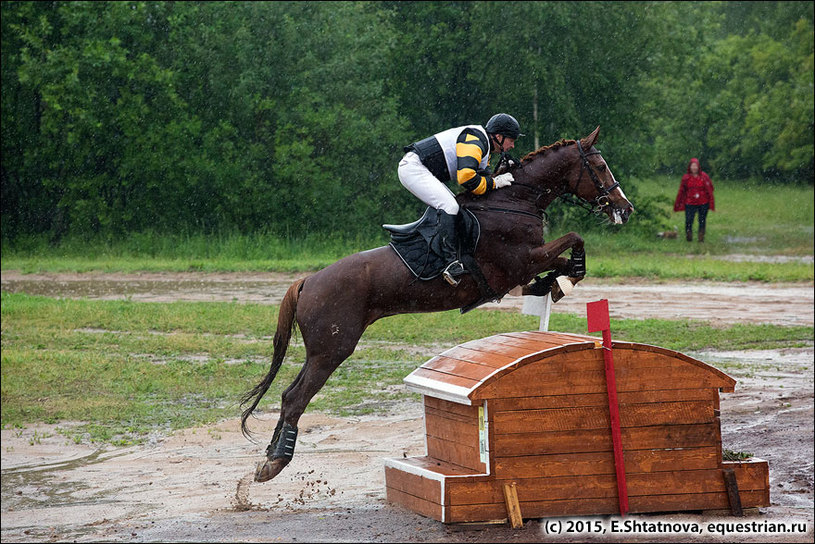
[{"xmin": 493, "ymin": 172, "xmax": 514, "ymax": 188}]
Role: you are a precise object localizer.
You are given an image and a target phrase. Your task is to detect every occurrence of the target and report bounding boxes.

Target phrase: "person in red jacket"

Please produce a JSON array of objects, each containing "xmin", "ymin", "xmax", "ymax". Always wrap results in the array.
[{"xmin": 674, "ymin": 158, "xmax": 715, "ymax": 242}]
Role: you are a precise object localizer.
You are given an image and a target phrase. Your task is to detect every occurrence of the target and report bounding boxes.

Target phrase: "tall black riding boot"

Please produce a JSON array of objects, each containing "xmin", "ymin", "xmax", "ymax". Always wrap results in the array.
[
  {"xmin": 698, "ymin": 229, "xmax": 705, "ymax": 243},
  {"xmin": 438, "ymin": 210, "xmax": 465, "ymax": 286},
  {"xmin": 686, "ymin": 229, "xmax": 693, "ymax": 242}
]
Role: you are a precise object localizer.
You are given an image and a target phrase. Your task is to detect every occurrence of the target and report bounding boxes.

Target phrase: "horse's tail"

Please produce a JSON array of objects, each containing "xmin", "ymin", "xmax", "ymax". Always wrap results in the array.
[{"xmin": 240, "ymin": 277, "xmax": 306, "ymax": 439}]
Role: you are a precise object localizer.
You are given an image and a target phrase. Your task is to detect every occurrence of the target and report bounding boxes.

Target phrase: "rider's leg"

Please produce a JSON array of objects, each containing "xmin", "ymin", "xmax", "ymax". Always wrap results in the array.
[
  {"xmin": 398, "ymin": 152, "xmax": 459, "ymax": 214},
  {"xmin": 398, "ymin": 153, "xmax": 464, "ymax": 286},
  {"xmin": 438, "ymin": 210, "xmax": 465, "ymax": 286}
]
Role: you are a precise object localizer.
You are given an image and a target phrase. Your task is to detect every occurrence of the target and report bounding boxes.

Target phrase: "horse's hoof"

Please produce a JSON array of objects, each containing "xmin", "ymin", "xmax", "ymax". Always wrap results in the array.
[
  {"xmin": 254, "ymin": 458, "xmax": 288, "ymax": 482},
  {"xmin": 551, "ymin": 276, "xmax": 575, "ymax": 303}
]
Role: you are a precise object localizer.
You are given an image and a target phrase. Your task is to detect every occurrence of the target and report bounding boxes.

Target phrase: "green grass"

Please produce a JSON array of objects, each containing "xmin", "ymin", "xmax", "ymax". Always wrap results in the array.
[
  {"xmin": 2, "ymin": 177, "xmax": 812, "ymax": 281},
  {"xmin": 2, "ymin": 293, "xmax": 812, "ymax": 445}
]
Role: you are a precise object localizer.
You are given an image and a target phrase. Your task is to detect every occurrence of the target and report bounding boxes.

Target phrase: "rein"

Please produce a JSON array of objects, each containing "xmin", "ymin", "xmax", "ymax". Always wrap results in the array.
[{"xmin": 462, "ymin": 204, "xmax": 546, "ymax": 222}]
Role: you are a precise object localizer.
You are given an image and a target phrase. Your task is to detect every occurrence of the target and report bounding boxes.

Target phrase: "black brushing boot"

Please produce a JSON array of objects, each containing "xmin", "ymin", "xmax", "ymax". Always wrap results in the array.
[{"xmin": 439, "ymin": 211, "xmax": 465, "ymax": 286}]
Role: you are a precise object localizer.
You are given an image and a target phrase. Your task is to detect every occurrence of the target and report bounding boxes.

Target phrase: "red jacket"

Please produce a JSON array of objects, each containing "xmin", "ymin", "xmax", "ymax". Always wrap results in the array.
[{"xmin": 674, "ymin": 158, "xmax": 715, "ymax": 211}]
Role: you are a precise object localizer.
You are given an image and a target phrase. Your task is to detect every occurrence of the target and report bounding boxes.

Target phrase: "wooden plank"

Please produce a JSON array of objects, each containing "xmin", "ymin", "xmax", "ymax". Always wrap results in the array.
[
  {"xmin": 420, "ymin": 355, "xmax": 503, "ymax": 382},
  {"xmin": 386, "ymin": 486, "xmax": 443, "ymax": 521},
  {"xmin": 493, "ymin": 446, "xmax": 720, "ymax": 479},
  {"xmin": 722, "ymin": 468, "xmax": 744, "ymax": 516},
  {"xmin": 493, "ymin": 333, "xmax": 573, "ymax": 350},
  {"xmin": 503, "ymin": 482, "xmax": 523, "ymax": 528},
  {"xmin": 473, "ymin": 366, "xmax": 734, "ymax": 400},
  {"xmin": 607, "ymin": 342, "xmax": 736, "ymax": 392},
  {"xmin": 387, "ymin": 456, "xmax": 479, "ymax": 477},
  {"xmin": 492, "ymin": 423, "xmax": 722, "ymax": 456},
  {"xmin": 730, "ymin": 459, "xmax": 771, "ymax": 508},
  {"xmin": 384, "ymin": 466, "xmax": 442, "ymax": 502},
  {"xmin": 732, "ymin": 459, "xmax": 770, "ymax": 490},
  {"xmin": 503, "ymin": 331, "xmax": 597, "ymax": 345},
  {"xmin": 445, "ymin": 490, "xmax": 768, "ymax": 522},
  {"xmin": 410, "ymin": 367, "xmax": 481, "ymax": 390},
  {"xmin": 457, "ymin": 337, "xmax": 533, "ymax": 358},
  {"xmin": 426, "ymin": 435, "xmax": 485, "ymax": 473},
  {"xmin": 447, "ymin": 468, "xmax": 758, "ymax": 505},
  {"xmin": 439, "ymin": 346, "xmax": 518, "ymax": 368},
  {"xmin": 425, "ymin": 410, "xmax": 479, "ymax": 440},
  {"xmin": 424, "ymin": 396, "xmax": 479, "ymax": 419},
  {"xmin": 492, "ymin": 400, "xmax": 715, "ymax": 433},
  {"xmin": 490, "ymin": 388, "xmax": 714, "ymax": 412},
  {"xmin": 425, "ymin": 405, "xmax": 476, "ymax": 425}
]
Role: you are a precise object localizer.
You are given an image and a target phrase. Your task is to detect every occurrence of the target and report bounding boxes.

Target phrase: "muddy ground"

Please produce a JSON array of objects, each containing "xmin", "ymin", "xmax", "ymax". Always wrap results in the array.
[
  {"xmin": 1, "ymin": 271, "xmax": 813, "ymax": 543},
  {"xmin": 2, "ymin": 269, "xmax": 813, "ymax": 326}
]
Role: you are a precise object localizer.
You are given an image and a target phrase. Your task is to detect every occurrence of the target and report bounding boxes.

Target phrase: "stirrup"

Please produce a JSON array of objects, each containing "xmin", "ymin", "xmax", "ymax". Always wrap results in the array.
[{"xmin": 443, "ymin": 261, "xmax": 465, "ymax": 287}]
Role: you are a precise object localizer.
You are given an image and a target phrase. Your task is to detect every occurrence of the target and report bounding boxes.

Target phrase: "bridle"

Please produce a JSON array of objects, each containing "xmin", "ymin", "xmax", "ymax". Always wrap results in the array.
[
  {"xmin": 463, "ymin": 140, "xmax": 621, "ymax": 220},
  {"xmin": 557, "ymin": 140, "xmax": 620, "ymax": 215}
]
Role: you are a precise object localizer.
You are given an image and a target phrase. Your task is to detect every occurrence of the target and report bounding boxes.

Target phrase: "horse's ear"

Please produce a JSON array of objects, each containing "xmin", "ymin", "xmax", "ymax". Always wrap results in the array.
[{"xmin": 581, "ymin": 126, "xmax": 601, "ymax": 149}]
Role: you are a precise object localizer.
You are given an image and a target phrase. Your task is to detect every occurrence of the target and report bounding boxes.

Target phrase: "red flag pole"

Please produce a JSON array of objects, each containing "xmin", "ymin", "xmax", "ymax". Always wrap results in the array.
[{"xmin": 587, "ymin": 299, "xmax": 629, "ymax": 516}]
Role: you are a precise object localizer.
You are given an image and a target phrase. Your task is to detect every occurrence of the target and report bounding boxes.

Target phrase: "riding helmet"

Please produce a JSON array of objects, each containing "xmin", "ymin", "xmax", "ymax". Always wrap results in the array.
[{"xmin": 485, "ymin": 113, "xmax": 524, "ymax": 139}]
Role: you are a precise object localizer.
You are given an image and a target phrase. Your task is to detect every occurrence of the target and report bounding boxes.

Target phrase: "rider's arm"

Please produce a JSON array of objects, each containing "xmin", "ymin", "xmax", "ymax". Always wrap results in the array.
[{"xmin": 455, "ymin": 128, "xmax": 494, "ymax": 195}]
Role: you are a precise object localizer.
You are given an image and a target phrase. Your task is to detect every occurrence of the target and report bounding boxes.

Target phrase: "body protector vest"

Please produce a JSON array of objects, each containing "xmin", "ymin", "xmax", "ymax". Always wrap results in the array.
[{"xmin": 405, "ymin": 125, "xmax": 491, "ymax": 183}]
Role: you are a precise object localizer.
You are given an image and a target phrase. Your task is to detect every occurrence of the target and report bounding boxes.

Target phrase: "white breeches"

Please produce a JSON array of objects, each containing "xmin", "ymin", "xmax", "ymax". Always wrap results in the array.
[{"xmin": 397, "ymin": 152, "xmax": 459, "ymax": 215}]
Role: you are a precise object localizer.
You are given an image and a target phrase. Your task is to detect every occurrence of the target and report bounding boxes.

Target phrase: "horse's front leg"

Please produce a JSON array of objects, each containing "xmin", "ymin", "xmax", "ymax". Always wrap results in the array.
[{"xmin": 523, "ymin": 232, "xmax": 586, "ymax": 300}]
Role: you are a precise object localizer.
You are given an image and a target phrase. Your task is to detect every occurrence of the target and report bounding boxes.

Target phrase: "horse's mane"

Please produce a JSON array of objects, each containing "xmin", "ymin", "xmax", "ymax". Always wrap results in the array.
[{"xmin": 520, "ymin": 138, "xmax": 576, "ymax": 164}]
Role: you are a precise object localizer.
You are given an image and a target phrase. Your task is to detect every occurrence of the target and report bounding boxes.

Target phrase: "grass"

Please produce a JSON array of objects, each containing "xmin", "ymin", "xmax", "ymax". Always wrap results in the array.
[
  {"xmin": 1, "ymin": 177, "xmax": 813, "ymax": 281},
  {"xmin": 2, "ymin": 293, "xmax": 812, "ymax": 445}
]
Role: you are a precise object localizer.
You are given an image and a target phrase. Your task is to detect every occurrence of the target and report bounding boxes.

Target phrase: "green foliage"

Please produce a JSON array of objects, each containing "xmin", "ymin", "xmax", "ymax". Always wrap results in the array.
[
  {"xmin": 1, "ymin": 1, "xmax": 812, "ymax": 244},
  {"xmin": 641, "ymin": 1, "xmax": 813, "ymax": 181}
]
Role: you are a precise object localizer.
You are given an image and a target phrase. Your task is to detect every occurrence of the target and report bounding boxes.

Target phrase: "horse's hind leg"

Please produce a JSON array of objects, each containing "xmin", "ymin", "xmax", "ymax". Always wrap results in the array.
[{"xmin": 254, "ymin": 324, "xmax": 365, "ymax": 482}]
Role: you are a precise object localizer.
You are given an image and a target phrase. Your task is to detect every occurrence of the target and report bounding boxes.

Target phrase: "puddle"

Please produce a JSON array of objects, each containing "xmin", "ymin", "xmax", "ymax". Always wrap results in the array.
[{"xmin": 1, "ymin": 448, "xmax": 131, "ymax": 511}]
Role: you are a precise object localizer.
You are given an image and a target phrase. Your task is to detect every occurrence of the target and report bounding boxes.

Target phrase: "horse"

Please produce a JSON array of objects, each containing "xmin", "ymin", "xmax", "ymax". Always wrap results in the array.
[{"xmin": 241, "ymin": 126, "xmax": 634, "ymax": 482}]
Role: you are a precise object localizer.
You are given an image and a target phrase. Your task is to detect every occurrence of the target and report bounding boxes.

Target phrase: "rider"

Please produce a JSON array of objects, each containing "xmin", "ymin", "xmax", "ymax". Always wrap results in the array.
[{"xmin": 398, "ymin": 113, "xmax": 524, "ymax": 286}]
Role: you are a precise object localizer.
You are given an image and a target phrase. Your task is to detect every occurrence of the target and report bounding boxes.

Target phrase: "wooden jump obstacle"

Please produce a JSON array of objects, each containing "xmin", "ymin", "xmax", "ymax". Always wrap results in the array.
[{"xmin": 384, "ymin": 313, "xmax": 770, "ymax": 523}]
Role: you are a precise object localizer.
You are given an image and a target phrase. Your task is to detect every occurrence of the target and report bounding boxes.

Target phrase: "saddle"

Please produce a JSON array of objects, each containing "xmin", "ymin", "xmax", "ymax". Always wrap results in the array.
[
  {"xmin": 383, "ymin": 207, "xmax": 480, "ymax": 281},
  {"xmin": 383, "ymin": 208, "xmax": 500, "ymax": 312}
]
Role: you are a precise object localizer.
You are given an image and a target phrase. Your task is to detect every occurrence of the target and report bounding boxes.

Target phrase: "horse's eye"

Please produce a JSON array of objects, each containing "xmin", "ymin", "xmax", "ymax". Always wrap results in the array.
[{"xmin": 597, "ymin": 164, "xmax": 607, "ymax": 172}]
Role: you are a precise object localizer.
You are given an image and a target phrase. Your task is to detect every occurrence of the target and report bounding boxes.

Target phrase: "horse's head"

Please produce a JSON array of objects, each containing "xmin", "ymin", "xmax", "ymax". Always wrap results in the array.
[{"xmin": 567, "ymin": 126, "xmax": 634, "ymax": 225}]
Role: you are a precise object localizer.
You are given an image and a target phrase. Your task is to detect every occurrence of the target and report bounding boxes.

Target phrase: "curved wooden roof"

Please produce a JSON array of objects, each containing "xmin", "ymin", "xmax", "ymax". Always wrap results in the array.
[{"xmin": 403, "ymin": 331, "xmax": 736, "ymax": 405}]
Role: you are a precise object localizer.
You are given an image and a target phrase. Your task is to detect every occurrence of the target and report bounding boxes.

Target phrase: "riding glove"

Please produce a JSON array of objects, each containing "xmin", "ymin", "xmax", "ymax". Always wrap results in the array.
[{"xmin": 493, "ymin": 173, "xmax": 514, "ymax": 188}]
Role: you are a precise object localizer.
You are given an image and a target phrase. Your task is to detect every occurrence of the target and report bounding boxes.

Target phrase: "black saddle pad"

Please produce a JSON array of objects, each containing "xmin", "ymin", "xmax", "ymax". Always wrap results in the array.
[{"xmin": 383, "ymin": 208, "xmax": 480, "ymax": 281}]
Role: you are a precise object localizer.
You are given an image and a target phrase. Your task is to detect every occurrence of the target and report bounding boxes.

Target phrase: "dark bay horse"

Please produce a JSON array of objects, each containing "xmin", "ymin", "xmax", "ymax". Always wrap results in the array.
[{"xmin": 242, "ymin": 126, "xmax": 633, "ymax": 482}]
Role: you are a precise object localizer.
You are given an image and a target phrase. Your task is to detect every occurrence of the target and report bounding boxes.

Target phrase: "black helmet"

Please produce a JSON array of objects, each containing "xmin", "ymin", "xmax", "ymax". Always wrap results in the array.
[{"xmin": 485, "ymin": 113, "xmax": 524, "ymax": 139}]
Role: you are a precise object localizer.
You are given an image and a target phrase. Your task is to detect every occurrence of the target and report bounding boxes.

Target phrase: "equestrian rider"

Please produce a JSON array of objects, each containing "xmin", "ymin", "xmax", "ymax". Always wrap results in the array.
[{"xmin": 398, "ymin": 113, "xmax": 523, "ymax": 286}]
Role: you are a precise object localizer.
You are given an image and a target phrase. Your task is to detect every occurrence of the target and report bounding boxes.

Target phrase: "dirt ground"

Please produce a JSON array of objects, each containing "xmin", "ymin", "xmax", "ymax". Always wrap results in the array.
[{"xmin": 1, "ymin": 271, "xmax": 813, "ymax": 543}]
